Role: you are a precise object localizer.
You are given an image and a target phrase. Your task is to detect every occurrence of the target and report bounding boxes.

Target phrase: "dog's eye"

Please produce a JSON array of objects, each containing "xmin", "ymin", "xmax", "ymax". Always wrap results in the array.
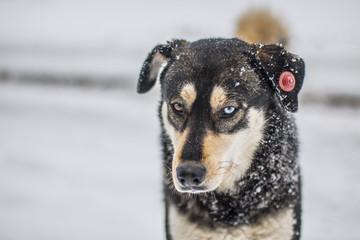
[
  {"xmin": 220, "ymin": 106, "xmax": 237, "ymax": 118},
  {"xmin": 172, "ymin": 103, "xmax": 184, "ymax": 114}
]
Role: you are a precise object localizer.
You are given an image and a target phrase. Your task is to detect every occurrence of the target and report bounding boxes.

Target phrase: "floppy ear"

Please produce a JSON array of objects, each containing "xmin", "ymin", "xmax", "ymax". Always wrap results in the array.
[
  {"xmin": 137, "ymin": 44, "xmax": 172, "ymax": 93},
  {"xmin": 137, "ymin": 40, "xmax": 189, "ymax": 94},
  {"xmin": 251, "ymin": 44, "xmax": 305, "ymax": 112}
]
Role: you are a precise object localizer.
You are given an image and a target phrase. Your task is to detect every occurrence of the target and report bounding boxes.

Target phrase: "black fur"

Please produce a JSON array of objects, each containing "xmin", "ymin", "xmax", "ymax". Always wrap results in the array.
[
  {"xmin": 138, "ymin": 38, "xmax": 305, "ymax": 240},
  {"xmin": 250, "ymin": 43, "xmax": 305, "ymax": 112},
  {"xmin": 160, "ymin": 104, "xmax": 301, "ymax": 236}
]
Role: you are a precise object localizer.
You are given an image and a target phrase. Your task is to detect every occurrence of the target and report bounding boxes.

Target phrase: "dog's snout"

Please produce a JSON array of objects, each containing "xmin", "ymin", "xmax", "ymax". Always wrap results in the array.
[{"xmin": 176, "ymin": 164, "xmax": 206, "ymax": 188}]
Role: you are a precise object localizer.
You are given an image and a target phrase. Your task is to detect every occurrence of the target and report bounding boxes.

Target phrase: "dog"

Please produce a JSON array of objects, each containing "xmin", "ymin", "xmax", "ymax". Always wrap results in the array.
[{"xmin": 137, "ymin": 11, "xmax": 305, "ymax": 240}]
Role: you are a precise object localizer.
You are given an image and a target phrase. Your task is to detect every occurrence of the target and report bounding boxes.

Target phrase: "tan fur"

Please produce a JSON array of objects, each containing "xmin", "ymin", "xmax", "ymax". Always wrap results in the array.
[
  {"xmin": 210, "ymin": 86, "xmax": 227, "ymax": 109},
  {"xmin": 162, "ymin": 102, "xmax": 175, "ymax": 143},
  {"xmin": 162, "ymin": 84, "xmax": 266, "ymax": 193},
  {"xmin": 162, "ymin": 102, "xmax": 192, "ymax": 191},
  {"xmin": 180, "ymin": 83, "xmax": 197, "ymax": 107},
  {"xmin": 218, "ymin": 108, "xmax": 266, "ymax": 191},
  {"xmin": 235, "ymin": 8, "xmax": 289, "ymax": 48},
  {"xmin": 201, "ymin": 131, "xmax": 233, "ymax": 191},
  {"xmin": 171, "ymin": 128, "xmax": 190, "ymax": 190},
  {"xmin": 169, "ymin": 203, "xmax": 294, "ymax": 240},
  {"xmin": 201, "ymin": 108, "xmax": 266, "ymax": 192}
]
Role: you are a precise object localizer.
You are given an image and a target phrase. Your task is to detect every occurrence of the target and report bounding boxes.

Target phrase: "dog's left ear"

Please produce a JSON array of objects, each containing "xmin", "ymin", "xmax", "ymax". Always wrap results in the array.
[
  {"xmin": 251, "ymin": 44, "xmax": 305, "ymax": 112},
  {"xmin": 137, "ymin": 40, "xmax": 189, "ymax": 94}
]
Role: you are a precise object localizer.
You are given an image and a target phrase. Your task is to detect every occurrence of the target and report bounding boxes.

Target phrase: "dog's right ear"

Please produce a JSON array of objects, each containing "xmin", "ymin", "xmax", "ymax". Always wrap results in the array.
[
  {"xmin": 137, "ymin": 45, "xmax": 172, "ymax": 93},
  {"xmin": 137, "ymin": 40, "xmax": 189, "ymax": 94}
]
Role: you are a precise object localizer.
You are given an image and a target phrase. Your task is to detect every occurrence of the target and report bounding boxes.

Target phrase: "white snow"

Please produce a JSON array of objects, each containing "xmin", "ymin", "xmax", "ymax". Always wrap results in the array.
[
  {"xmin": 0, "ymin": 84, "xmax": 164, "ymax": 240},
  {"xmin": 0, "ymin": 83, "xmax": 359, "ymax": 240},
  {"xmin": 297, "ymin": 105, "xmax": 360, "ymax": 239},
  {"xmin": 0, "ymin": 0, "xmax": 360, "ymax": 239}
]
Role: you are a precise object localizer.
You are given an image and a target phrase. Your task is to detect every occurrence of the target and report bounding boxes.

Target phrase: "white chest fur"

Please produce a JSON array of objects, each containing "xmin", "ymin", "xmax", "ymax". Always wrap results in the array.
[{"xmin": 168, "ymin": 204, "xmax": 294, "ymax": 240}]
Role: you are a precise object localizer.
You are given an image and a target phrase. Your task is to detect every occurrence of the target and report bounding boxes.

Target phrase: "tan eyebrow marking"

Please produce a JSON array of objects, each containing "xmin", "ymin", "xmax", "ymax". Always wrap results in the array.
[
  {"xmin": 210, "ymin": 86, "xmax": 227, "ymax": 108},
  {"xmin": 180, "ymin": 83, "xmax": 197, "ymax": 106}
]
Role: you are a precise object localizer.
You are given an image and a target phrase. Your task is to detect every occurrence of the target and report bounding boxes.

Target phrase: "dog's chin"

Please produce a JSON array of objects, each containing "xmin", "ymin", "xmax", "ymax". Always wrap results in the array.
[{"xmin": 174, "ymin": 184, "xmax": 217, "ymax": 194}]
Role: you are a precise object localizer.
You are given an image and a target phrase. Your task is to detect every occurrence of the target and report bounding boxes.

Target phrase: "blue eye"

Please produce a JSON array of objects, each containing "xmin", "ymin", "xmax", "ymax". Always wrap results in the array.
[
  {"xmin": 221, "ymin": 106, "xmax": 237, "ymax": 118},
  {"xmin": 224, "ymin": 106, "xmax": 235, "ymax": 114}
]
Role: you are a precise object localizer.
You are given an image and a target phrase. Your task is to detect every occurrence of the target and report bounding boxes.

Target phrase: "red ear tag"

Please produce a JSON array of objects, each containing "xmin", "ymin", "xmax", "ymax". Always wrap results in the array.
[{"xmin": 279, "ymin": 72, "xmax": 296, "ymax": 92}]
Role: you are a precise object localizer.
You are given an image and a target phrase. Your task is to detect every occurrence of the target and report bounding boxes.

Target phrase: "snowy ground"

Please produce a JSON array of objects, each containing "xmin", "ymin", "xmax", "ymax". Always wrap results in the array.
[
  {"xmin": 1, "ymin": 0, "xmax": 360, "ymax": 239},
  {"xmin": 0, "ymin": 84, "xmax": 163, "ymax": 240},
  {"xmin": 0, "ymin": 83, "xmax": 359, "ymax": 240}
]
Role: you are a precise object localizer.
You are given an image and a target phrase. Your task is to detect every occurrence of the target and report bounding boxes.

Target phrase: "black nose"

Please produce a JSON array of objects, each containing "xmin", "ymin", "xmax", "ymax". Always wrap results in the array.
[{"xmin": 176, "ymin": 164, "xmax": 206, "ymax": 188}]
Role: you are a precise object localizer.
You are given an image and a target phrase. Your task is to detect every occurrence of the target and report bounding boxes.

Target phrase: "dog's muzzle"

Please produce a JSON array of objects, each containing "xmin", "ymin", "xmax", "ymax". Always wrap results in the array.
[{"xmin": 176, "ymin": 163, "xmax": 206, "ymax": 191}]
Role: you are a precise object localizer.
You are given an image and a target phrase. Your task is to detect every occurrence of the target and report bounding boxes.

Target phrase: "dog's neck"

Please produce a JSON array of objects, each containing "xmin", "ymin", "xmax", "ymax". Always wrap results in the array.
[{"xmin": 162, "ymin": 105, "xmax": 301, "ymax": 228}]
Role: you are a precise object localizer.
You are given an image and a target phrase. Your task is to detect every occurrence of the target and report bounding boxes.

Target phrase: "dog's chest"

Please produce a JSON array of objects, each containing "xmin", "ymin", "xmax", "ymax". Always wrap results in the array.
[{"xmin": 168, "ymin": 203, "xmax": 294, "ymax": 240}]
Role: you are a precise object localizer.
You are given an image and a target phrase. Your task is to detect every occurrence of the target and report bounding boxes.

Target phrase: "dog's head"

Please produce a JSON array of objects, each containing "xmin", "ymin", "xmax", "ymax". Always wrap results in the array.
[{"xmin": 138, "ymin": 38, "xmax": 304, "ymax": 193}]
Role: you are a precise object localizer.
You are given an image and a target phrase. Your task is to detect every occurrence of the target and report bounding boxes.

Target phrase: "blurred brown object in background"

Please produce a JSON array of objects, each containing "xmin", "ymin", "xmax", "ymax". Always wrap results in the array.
[{"xmin": 236, "ymin": 8, "xmax": 289, "ymax": 48}]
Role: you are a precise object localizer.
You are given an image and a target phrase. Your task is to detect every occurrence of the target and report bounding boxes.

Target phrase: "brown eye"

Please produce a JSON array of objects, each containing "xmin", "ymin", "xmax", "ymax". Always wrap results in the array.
[{"xmin": 172, "ymin": 103, "xmax": 184, "ymax": 114}]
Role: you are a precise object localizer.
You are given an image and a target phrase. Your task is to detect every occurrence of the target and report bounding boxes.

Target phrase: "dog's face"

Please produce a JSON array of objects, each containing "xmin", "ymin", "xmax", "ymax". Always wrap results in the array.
[{"xmin": 138, "ymin": 39, "xmax": 304, "ymax": 193}]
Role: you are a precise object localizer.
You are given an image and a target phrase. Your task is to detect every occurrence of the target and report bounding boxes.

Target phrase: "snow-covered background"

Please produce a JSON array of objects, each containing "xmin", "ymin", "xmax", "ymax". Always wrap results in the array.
[{"xmin": 0, "ymin": 0, "xmax": 359, "ymax": 239}]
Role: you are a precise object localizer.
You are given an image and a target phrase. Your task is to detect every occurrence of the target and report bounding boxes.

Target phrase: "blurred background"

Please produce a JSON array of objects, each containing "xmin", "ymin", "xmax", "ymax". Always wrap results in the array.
[{"xmin": 0, "ymin": 0, "xmax": 359, "ymax": 239}]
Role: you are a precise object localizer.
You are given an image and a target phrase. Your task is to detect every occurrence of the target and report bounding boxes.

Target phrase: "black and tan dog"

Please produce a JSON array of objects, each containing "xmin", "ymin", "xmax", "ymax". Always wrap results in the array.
[{"xmin": 137, "ymin": 14, "xmax": 305, "ymax": 240}]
